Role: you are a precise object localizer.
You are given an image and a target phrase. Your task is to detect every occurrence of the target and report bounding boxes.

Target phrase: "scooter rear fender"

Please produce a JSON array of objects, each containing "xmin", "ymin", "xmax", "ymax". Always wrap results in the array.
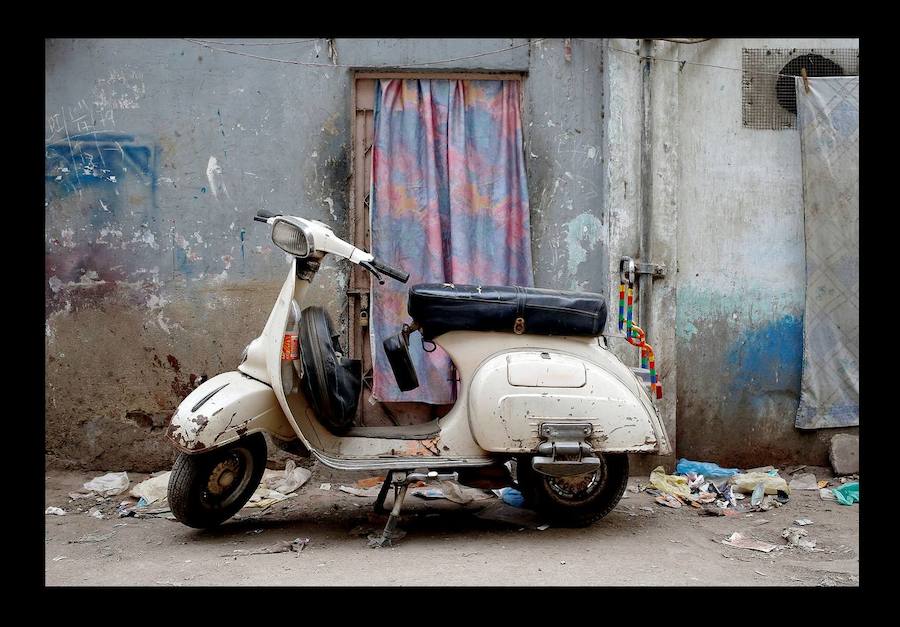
[{"xmin": 165, "ymin": 371, "xmax": 298, "ymax": 454}]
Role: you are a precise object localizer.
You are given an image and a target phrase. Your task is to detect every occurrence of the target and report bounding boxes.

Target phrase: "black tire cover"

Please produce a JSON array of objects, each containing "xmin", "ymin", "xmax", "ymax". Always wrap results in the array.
[{"xmin": 299, "ymin": 306, "xmax": 361, "ymax": 434}]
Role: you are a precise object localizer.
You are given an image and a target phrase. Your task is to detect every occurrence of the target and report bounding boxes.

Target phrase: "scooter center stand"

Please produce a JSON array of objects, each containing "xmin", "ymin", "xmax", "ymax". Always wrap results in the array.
[{"xmin": 368, "ymin": 469, "xmax": 459, "ymax": 548}]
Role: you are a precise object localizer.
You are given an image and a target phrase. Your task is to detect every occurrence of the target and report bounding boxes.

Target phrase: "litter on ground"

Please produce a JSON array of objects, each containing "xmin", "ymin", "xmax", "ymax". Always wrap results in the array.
[
  {"xmin": 731, "ymin": 471, "xmax": 790, "ymax": 496},
  {"xmin": 655, "ymin": 494, "xmax": 683, "ymax": 509},
  {"xmin": 722, "ymin": 532, "xmax": 782, "ymax": 553},
  {"xmin": 675, "ymin": 459, "xmax": 739, "ymax": 478},
  {"xmin": 82, "ymin": 472, "xmax": 130, "ymax": 496},
  {"xmin": 649, "ymin": 466, "xmax": 692, "ymax": 499},
  {"xmin": 130, "ymin": 471, "xmax": 171, "ymax": 504},
  {"xmin": 831, "ymin": 482, "xmax": 859, "ymax": 506},
  {"xmin": 788, "ymin": 473, "xmax": 820, "ymax": 491},
  {"xmin": 262, "ymin": 460, "xmax": 312, "ymax": 495},
  {"xmin": 782, "ymin": 526, "xmax": 818, "ymax": 550}
]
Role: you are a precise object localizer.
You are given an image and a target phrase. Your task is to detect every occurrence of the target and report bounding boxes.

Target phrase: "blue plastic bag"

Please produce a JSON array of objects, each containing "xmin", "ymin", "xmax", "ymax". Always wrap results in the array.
[
  {"xmin": 500, "ymin": 487, "xmax": 525, "ymax": 508},
  {"xmin": 675, "ymin": 458, "xmax": 740, "ymax": 478},
  {"xmin": 831, "ymin": 482, "xmax": 859, "ymax": 506}
]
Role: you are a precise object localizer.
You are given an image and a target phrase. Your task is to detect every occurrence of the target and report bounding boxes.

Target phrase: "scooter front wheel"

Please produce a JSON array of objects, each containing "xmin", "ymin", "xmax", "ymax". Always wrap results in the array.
[
  {"xmin": 516, "ymin": 453, "xmax": 629, "ymax": 527},
  {"xmin": 168, "ymin": 433, "xmax": 267, "ymax": 529}
]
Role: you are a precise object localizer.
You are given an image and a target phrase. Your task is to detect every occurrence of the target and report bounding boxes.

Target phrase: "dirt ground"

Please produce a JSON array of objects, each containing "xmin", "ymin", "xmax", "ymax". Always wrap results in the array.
[{"xmin": 44, "ymin": 464, "xmax": 859, "ymax": 586}]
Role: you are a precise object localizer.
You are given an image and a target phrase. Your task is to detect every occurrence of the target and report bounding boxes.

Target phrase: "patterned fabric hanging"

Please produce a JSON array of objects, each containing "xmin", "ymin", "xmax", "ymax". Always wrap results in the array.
[{"xmin": 370, "ymin": 78, "xmax": 533, "ymax": 404}]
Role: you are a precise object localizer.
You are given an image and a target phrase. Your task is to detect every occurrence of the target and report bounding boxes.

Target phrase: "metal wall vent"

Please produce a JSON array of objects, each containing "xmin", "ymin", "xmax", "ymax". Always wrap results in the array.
[{"xmin": 742, "ymin": 48, "xmax": 859, "ymax": 130}]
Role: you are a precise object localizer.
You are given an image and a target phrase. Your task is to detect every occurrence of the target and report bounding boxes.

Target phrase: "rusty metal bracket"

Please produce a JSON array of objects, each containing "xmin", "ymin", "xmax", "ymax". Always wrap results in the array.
[{"xmin": 635, "ymin": 262, "xmax": 666, "ymax": 279}]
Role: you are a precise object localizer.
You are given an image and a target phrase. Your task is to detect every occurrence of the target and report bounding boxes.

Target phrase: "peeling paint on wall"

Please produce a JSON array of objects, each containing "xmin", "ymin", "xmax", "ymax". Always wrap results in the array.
[{"xmin": 565, "ymin": 212, "xmax": 604, "ymax": 278}]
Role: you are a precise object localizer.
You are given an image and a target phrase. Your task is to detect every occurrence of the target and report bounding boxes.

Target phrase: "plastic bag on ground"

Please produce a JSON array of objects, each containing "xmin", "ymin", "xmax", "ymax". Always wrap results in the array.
[
  {"xmin": 130, "ymin": 471, "xmax": 171, "ymax": 505},
  {"xmin": 751, "ymin": 482, "xmax": 765, "ymax": 507},
  {"xmin": 263, "ymin": 460, "xmax": 311, "ymax": 495},
  {"xmin": 731, "ymin": 471, "xmax": 790, "ymax": 495},
  {"xmin": 831, "ymin": 482, "xmax": 859, "ymax": 505},
  {"xmin": 439, "ymin": 481, "xmax": 494, "ymax": 504},
  {"xmin": 675, "ymin": 459, "xmax": 740, "ymax": 478},
  {"xmin": 650, "ymin": 466, "xmax": 692, "ymax": 499},
  {"xmin": 499, "ymin": 487, "xmax": 525, "ymax": 508},
  {"xmin": 83, "ymin": 472, "xmax": 130, "ymax": 496}
]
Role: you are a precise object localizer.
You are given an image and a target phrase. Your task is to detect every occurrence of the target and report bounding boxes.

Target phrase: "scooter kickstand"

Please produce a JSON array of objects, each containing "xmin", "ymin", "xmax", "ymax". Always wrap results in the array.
[
  {"xmin": 373, "ymin": 471, "xmax": 395, "ymax": 515},
  {"xmin": 368, "ymin": 482, "xmax": 409, "ymax": 548}
]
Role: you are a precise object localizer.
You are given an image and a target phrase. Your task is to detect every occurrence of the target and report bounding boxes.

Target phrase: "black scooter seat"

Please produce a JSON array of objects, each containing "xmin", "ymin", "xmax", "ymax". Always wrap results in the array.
[{"xmin": 407, "ymin": 283, "xmax": 607, "ymax": 340}]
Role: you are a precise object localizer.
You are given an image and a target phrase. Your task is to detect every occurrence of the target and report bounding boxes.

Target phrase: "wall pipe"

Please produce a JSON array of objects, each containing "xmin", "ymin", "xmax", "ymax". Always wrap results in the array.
[{"xmin": 638, "ymin": 38, "xmax": 653, "ymax": 340}]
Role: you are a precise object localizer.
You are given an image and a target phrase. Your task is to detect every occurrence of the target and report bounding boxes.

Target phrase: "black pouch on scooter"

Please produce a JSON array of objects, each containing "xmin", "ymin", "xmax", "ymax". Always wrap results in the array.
[
  {"xmin": 299, "ymin": 306, "xmax": 361, "ymax": 434},
  {"xmin": 382, "ymin": 325, "xmax": 420, "ymax": 392},
  {"xmin": 407, "ymin": 284, "xmax": 607, "ymax": 340}
]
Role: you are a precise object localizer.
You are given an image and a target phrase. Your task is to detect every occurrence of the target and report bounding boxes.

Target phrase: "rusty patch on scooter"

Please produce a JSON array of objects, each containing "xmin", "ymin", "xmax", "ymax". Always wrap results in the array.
[{"xmin": 402, "ymin": 437, "xmax": 441, "ymax": 457}]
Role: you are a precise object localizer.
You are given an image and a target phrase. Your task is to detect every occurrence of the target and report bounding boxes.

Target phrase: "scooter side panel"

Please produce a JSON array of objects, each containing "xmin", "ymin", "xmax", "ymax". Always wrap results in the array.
[
  {"xmin": 465, "ymin": 345, "xmax": 667, "ymax": 454},
  {"xmin": 166, "ymin": 371, "xmax": 297, "ymax": 453}
]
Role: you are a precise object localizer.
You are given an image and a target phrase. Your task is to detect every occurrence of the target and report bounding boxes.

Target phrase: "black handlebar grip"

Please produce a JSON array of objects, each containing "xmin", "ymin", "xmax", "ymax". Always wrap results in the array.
[{"xmin": 371, "ymin": 259, "xmax": 410, "ymax": 283}]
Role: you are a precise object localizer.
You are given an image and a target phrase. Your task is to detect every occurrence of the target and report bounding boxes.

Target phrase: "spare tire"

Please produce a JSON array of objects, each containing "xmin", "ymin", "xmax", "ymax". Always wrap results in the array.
[{"xmin": 299, "ymin": 306, "xmax": 361, "ymax": 434}]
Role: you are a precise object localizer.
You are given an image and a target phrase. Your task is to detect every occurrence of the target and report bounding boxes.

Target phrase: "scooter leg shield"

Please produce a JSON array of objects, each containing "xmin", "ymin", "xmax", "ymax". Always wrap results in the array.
[{"xmin": 165, "ymin": 371, "xmax": 300, "ymax": 454}]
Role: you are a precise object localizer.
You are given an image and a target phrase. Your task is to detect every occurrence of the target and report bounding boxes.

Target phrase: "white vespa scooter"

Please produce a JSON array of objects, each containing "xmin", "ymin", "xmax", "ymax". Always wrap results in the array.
[{"xmin": 165, "ymin": 210, "xmax": 670, "ymax": 545}]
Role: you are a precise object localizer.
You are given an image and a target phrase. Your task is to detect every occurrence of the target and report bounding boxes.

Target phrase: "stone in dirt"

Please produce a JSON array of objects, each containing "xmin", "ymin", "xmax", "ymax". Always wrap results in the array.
[
  {"xmin": 829, "ymin": 434, "xmax": 859, "ymax": 475},
  {"xmin": 789, "ymin": 473, "xmax": 820, "ymax": 491}
]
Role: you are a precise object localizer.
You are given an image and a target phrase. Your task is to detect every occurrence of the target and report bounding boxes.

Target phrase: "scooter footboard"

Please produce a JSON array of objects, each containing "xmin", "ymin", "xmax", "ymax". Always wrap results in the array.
[{"xmin": 166, "ymin": 371, "xmax": 298, "ymax": 453}]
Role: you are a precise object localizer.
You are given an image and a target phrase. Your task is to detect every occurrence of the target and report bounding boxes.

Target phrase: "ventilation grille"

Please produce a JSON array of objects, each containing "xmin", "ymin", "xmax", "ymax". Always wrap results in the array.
[{"xmin": 742, "ymin": 48, "xmax": 859, "ymax": 130}]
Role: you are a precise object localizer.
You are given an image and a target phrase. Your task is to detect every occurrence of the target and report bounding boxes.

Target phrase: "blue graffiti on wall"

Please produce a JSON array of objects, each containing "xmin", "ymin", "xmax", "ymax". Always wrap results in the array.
[
  {"xmin": 45, "ymin": 132, "xmax": 158, "ymax": 206},
  {"xmin": 46, "ymin": 131, "xmax": 162, "ymax": 286}
]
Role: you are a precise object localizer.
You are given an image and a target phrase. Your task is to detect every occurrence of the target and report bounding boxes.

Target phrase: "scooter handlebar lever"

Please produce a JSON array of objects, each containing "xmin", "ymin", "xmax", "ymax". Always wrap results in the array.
[
  {"xmin": 370, "ymin": 259, "xmax": 410, "ymax": 284},
  {"xmin": 253, "ymin": 209, "xmax": 280, "ymax": 223},
  {"xmin": 359, "ymin": 261, "xmax": 385, "ymax": 285}
]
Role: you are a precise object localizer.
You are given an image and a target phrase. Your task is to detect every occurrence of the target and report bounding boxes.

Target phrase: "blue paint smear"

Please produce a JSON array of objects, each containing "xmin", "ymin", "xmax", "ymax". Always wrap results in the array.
[{"xmin": 725, "ymin": 315, "xmax": 803, "ymax": 394}]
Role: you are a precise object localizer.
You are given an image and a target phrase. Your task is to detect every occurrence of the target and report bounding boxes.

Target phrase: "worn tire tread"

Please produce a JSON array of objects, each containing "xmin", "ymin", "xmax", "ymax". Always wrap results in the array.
[
  {"xmin": 517, "ymin": 454, "xmax": 629, "ymax": 527},
  {"xmin": 167, "ymin": 434, "xmax": 267, "ymax": 529}
]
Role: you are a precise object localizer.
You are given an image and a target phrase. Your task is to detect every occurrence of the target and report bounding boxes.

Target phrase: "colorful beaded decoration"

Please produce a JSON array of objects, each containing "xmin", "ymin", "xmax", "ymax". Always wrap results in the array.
[{"xmin": 618, "ymin": 276, "xmax": 662, "ymax": 399}]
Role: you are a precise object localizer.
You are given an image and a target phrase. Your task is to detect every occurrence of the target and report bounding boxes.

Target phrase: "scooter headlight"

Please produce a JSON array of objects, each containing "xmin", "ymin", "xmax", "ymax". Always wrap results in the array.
[{"xmin": 272, "ymin": 219, "xmax": 313, "ymax": 258}]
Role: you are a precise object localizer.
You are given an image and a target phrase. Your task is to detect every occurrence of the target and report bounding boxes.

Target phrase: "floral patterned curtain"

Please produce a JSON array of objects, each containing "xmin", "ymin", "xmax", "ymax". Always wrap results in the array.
[{"xmin": 370, "ymin": 78, "xmax": 533, "ymax": 403}]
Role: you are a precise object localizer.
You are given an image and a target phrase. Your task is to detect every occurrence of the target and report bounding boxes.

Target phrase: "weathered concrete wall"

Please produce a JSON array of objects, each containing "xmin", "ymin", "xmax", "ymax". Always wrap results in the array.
[
  {"xmin": 45, "ymin": 38, "xmax": 612, "ymax": 470},
  {"xmin": 672, "ymin": 38, "xmax": 859, "ymax": 466},
  {"xmin": 49, "ymin": 37, "xmax": 855, "ymax": 472},
  {"xmin": 524, "ymin": 39, "xmax": 608, "ymax": 293},
  {"xmin": 603, "ymin": 39, "xmax": 681, "ymax": 473}
]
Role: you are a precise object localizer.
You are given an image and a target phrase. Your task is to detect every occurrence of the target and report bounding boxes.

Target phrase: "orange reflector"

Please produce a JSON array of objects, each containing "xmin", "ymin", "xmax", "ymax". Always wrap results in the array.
[{"xmin": 281, "ymin": 333, "xmax": 299, "ymax": 361}]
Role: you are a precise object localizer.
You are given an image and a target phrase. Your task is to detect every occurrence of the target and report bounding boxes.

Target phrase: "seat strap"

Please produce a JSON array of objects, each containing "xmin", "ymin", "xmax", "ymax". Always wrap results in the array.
[{"xmin": 513, "ymin": 286, "xmax": 526, "ymax": 334}]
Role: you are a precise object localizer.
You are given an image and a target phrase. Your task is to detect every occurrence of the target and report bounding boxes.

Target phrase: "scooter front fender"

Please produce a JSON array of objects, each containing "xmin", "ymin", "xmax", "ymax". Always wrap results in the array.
[{"xmin": 165, "ymin": 371, "xmax": 297, "ymax": 454}]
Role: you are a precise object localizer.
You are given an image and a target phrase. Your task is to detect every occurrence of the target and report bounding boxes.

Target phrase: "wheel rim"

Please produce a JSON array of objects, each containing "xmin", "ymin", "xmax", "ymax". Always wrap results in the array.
[
  {"xmin": 200, "ymin": 447, "xmax": 254, "ymax": 510},
  {"xmin": 546, "ymin": 458, "xmax": 608, "ymax": 501}
]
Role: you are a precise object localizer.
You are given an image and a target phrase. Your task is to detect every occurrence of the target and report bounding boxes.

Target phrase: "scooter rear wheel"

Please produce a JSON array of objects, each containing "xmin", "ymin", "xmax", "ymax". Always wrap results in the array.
[
  {"xmin": 516, "ymin": 453, "xmax": 629, "ymax": 527},
  {"xmin": 168, "ymin": 433, "xmax": 267, "ymax": 529}
]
